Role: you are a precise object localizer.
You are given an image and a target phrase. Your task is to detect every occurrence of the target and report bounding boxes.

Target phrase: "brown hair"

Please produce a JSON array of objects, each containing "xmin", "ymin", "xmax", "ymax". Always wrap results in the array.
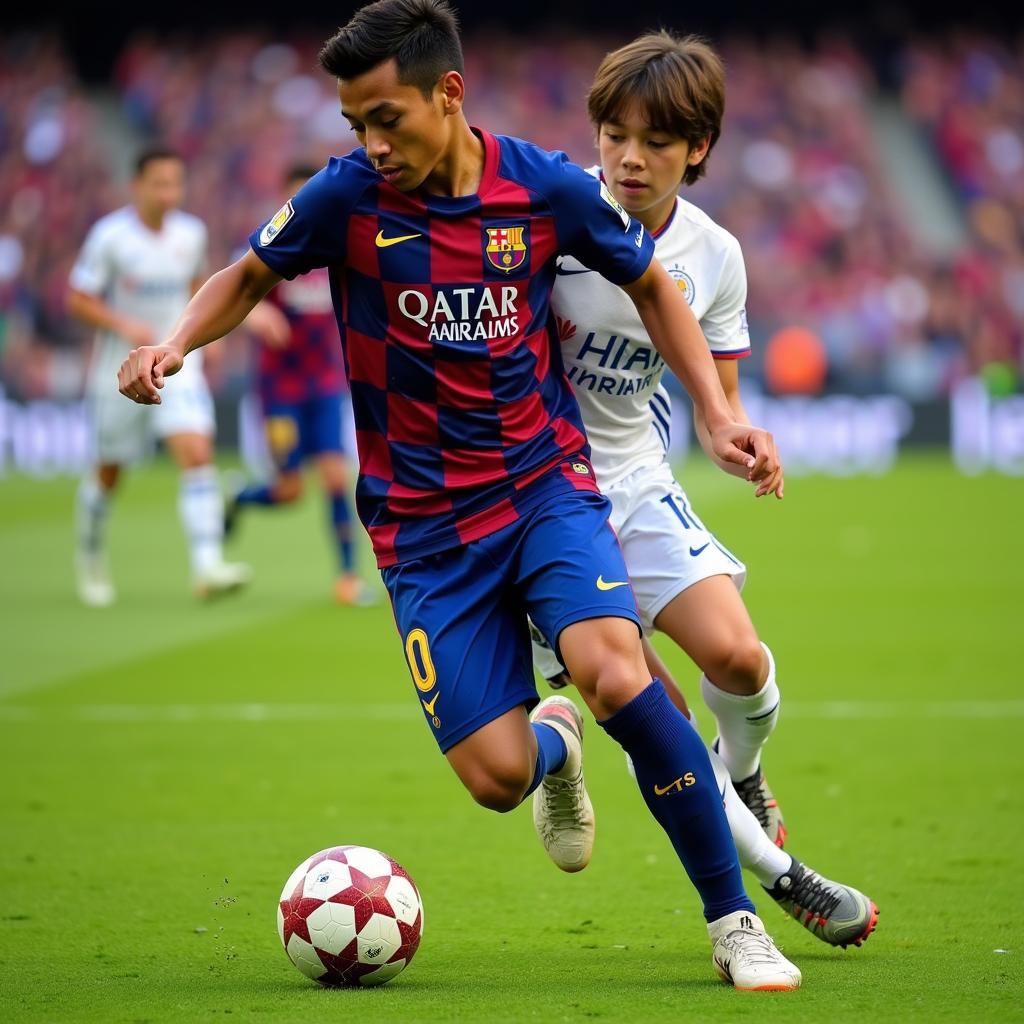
[{"xmin": 587, "ymin": 32, "xmax": 725, "ymax": 186}]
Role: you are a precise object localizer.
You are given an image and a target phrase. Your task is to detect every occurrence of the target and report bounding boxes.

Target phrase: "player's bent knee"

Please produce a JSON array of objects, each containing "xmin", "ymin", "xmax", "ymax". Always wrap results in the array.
[
  {"xmin": 708, "ymin": 637, "xmax": 766, "ymax": 695},
  {"xmin": 275, "ymin": 474, "xmax": 304, "ymax": 503},
  {"xmin": 462, "ymin": 769, "xmax": 530, "ymax": 813}
]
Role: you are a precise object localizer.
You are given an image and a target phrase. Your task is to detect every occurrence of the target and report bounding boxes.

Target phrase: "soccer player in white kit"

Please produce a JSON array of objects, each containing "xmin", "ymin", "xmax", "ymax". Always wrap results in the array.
[
  {"xmin": 532, "ymin": 32, "xmax": 879, "ymax": 949},
  {"xmin": 69, "ymin": 146, "xmax": 251, "ymax": 604}
]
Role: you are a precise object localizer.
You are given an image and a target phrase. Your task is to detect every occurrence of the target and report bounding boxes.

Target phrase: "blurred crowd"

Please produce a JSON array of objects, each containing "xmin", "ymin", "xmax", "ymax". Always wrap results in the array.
[{"xmin": 0, "ymin": 28, "xmax": 1021, "ymax": 402}]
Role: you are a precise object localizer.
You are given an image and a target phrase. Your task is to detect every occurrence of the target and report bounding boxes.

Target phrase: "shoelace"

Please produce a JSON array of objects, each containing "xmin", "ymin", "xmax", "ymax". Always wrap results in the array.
[
  {"xmin": 720, "ymin": 927, "xmax": 785, "ymax": 968},
  {"xmin": 538, "ymin": 773, "xmax": 585, "ymax": 835},
  {"xmin": 789, "ymin": 868, "xmax": 843, "ymax": 919},
  {"xmin": 734, "ymin": 773, "xmax": 771, "ymax": 830}
]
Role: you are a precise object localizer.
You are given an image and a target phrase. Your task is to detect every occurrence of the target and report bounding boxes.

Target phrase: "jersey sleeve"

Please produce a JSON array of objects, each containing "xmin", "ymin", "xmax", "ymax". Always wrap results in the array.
[
  {"xmin": 68, "ymin": 220, "xmax": 115, "ymax": 296},
  {"xmin": 248, "ymin": 160, "xmax": 356, "ymax": 280},
  {"xmin": 701, "ymin": 237, "xmax": 751, "ymax": 359},
  {"xmin": 549, "ymin": 157, "xmax": 655, "ymax": 285}
]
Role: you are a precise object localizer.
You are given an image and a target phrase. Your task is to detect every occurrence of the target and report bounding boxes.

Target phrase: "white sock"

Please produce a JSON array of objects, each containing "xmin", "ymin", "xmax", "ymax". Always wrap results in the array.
[
  {"xmin": 76, "ymin": 472, "xmax": 111, "ymax": 555},
  {"xmin": 178, "ymin": 465, "xmax": 224, "ymax": 575},
  {"xmin": 709, "ymin": 747, "xmax": 791, "ymax": 886},
  {"xmin": 700, "ymin": 642, "xmax": 780, "ymax": 782}
]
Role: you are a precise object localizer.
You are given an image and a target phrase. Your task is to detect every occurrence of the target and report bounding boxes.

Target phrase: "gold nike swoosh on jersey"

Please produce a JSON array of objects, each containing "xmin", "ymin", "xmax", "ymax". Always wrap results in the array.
[
  {"xmin": 375, "ymin": 230, "xmax": 422, "ymax": 248},
  {"xmin": 596, "ymin": 576, "xmax": 630, "ymax": 591},
  {"xmin": 421, "ymin": 693, "xmax": 439, "ymax": 716}
]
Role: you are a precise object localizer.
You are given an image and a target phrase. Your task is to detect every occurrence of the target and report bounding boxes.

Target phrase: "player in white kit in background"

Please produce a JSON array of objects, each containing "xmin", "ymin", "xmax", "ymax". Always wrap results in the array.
[
  {"xmin": 533, "ymin": 33, "xmax": 878, "ymax": 949},
  {"xmin": 68, "ymin": 146, "xmax": 251, "ymax": 605}
]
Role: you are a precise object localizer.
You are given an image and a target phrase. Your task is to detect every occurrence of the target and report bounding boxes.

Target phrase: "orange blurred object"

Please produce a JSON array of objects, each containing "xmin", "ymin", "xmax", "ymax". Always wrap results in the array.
[{"xmin": 764, "ymin": 325, "xmax": 828, "ymax": 395}]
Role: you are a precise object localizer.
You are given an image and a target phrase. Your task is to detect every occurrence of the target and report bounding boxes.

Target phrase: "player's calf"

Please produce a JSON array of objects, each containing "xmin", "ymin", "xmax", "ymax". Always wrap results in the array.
[{"xmin": 445, "ymin": 711, "xmax": 538, "ymax": 813}]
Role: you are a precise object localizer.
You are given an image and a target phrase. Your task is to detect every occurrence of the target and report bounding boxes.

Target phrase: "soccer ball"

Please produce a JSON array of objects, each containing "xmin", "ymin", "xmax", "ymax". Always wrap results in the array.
[{"xmin": 277, "ymin": 845, "xmax": 424, "ymax": 987}]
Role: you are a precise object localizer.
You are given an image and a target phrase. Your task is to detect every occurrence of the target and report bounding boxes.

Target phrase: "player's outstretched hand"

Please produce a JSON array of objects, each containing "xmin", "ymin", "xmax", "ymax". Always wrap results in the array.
[
  {"xmin": 118, "ymin": 344, "xmax": 184, "ymax": 404},
  {"xmin": 710, "ymin": 422, "xmax": 784, "ymax": 499}
]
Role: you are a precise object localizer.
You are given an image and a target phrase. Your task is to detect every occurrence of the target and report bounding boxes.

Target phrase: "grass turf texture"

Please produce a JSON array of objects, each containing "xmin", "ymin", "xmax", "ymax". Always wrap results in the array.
[{"xmin": 1, "ymin": 453, "xmax": 1021, "ymax": 1023}]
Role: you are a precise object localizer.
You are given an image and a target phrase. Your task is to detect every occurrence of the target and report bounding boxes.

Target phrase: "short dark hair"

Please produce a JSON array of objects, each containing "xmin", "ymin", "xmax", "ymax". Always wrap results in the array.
[
  {"xmin": 134, "ymin": 144, "xmax": 182, "ymax": 177},
  {"xmin": 318, "ymin": 0, "xmax": 463, "ymax": 97},
  {"xmin": 285, "ymin": 164, "xmax": 320, "ymax": 187},
  {"xmin": 588, "ymin": 32, "xmax": 725, "ymax": 187}
]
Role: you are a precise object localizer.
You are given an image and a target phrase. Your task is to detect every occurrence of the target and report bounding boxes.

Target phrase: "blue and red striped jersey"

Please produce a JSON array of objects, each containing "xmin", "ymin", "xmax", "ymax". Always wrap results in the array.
[
  {"xmin": 250, "ymin": 129, "xmax": 654, "ymax": 567},
  {"xmin": 259, "ymin": 268, "xmax": 347, "ymax": 406}
]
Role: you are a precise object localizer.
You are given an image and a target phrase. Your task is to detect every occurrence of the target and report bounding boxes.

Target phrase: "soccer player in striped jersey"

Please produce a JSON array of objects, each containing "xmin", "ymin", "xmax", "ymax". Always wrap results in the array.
[
  {"xmin": 532, "ymin": 31, "xmax": 878, "ymax": 951},
  {"xmin": 68, "ymin": 146, "xmax": 250, "ymax": 604},
  {"xmin": 226, "ymin": 166, "xmax": 368, "ymax": 606},
  {"xmin": 116, "ymin": 0, "xmax": 801, "ymax": 990}
]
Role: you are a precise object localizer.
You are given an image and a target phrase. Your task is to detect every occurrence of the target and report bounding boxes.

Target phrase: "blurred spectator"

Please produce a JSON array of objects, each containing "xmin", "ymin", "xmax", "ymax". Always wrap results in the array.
[
  {"xmin": 898, "ymin": 34, "xmax": 1023, "ymax": 389},
  {"xmin": 0, "ymin": 34, "xmax": 119, "ymax": 399}
]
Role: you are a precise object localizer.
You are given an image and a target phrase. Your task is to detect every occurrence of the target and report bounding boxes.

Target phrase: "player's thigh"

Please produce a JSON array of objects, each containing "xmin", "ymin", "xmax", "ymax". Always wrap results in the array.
[
  {"xmin": 153, "ymin": 370, "xmax": 215, "ymax": 457},
  {"xmin": 612, "ymin": 463, "xmax": 746, "ymax": 632},
  {"xmin": 382, "ymin": 542, "xmax": 537, "ymax": 760},
  {"xmin": 90, "ymin": 388, "xmax": 149, "ymax": 466},
  {"xmin": 653, "ymin": 574, "xmax": 764, "ymax": 692}
]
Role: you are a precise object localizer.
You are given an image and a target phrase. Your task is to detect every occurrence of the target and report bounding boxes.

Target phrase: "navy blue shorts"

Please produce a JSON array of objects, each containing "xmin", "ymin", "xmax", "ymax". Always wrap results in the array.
[
  {"xmin": 382, "ymin": 488, "xmax": 641, "ymax": 753},
  {"xmin": 263, "ymin": 393, "xmax": 346, "ymax": 472}
]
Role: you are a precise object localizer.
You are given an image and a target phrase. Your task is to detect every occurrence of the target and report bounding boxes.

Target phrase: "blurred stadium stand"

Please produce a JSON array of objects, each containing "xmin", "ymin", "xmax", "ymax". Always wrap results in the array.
[{"xmin": 0, "ymin": 11, "xmax": 1021, "ymax": 472}]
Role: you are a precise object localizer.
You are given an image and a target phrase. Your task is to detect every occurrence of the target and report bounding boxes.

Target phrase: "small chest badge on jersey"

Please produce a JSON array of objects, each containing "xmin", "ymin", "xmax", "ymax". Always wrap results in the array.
[
  {"xmin": 571, "ymin": 462, "xmax": 590, "ymax": 475},
  {"xmin": 668, "ymin": 265, "xmax": 696, "ymax": 306},
  {"xmin": 485, "ymin": 225, "xmax": 528, "ymax": 273},
  {"xmin": 260, "ymin": 201, "xmax": 294, "ymax": 246}
]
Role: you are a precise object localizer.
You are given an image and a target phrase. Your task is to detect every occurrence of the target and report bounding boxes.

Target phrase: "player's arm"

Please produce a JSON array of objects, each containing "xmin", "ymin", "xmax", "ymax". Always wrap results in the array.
[
  {"xmin": 620, "ymin": 260, "xmax": 778, "ymax": 485},
  {"xmin": 118, "ymin": 249, "xmax": 281, "ymax": 404},
  {"xmin": 66, "ymin": 287, "xmax": 155, "ymax": 348},
  {"xmin": 693, "ymin": 359, "xmax": 784, "ymax": 498},
  {"xmin": 242, "ymin": 300, "xmax": 292, "ymax": 349}
]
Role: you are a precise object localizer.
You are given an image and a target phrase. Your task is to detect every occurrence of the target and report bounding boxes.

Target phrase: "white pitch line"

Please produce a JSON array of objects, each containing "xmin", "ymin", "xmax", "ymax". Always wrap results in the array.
[{"xmin": 1, "ymin": 699, "xmax": 1023, "ymax": 724}]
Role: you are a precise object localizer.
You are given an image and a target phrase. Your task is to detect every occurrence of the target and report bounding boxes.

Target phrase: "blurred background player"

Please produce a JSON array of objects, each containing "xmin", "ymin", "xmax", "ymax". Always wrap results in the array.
[
  {"xmin": 532, "ymin": 31, "xmax": 877, "ymax": 947},
  {"xmin": 225, "ymin": 166, "xmax": 367, "ymax": 606},
  {"xmin": 68, "ymin": 145, "xmax": 251, "ymax": 605}
]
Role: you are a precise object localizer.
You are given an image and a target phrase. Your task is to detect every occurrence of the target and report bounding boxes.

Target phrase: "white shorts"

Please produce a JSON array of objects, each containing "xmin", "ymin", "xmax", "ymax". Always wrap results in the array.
[
  {"xmin": 87, "ymin": 353, "xmax": 215, "ymax": 465},
  {"xmin": 531, "ymin": 460, "xmax": 745, "ymax": 680},
  {"xmin": 608, "ymin": 461, "xmax": 746, "ymax": 632}
]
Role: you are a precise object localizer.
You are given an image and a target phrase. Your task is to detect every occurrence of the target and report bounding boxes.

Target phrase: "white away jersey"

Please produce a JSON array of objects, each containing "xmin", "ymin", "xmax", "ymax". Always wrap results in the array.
[
  {"xmin": 553, "ymin": 173, "xmax": 750, "ymax": 487},
  {"xmin": 70, "ymin": 206, "xmax": 207, "ymax": 382}
]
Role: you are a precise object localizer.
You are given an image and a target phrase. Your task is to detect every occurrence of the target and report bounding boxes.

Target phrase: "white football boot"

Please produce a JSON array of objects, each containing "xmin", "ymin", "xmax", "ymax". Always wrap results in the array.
[
  {"xmin": 530, "ymin": 696, "xmax": 595, "ymax": 872},
  {"xmin": 194, "ymin": 560, "xmax": 252, "ymax": 599},
  {"xmin": 708, "ymin": 910, "xmax": 801, "ymax": 991},
  {"xmin": 76, "ymin": 552, "xmax": 115, "ymax": 608}
]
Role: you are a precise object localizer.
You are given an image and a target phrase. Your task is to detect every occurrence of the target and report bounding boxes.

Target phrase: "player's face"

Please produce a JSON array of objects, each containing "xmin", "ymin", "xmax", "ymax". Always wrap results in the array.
[
  {"xmin": 133, "ymin": 158, "xmax": 186, "ymax": 218},
  {"xmin": 598, "ymin": 105, "xmax": 709, "ymax": 231},
  {"xmin": 339, "ymin": 59, "xmax": 454, "ymax": 192}
]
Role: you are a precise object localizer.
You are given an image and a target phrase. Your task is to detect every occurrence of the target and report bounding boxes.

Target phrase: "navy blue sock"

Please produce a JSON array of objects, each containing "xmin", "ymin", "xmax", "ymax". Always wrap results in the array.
[
  {"xmin": 524, "ymin": 722, "xmax": 568, "ymax": 799},
  {"xmin": 235, "ymin": 483, "xmax": 276, "ymax": 506},
  {"xmin": 330, "ymin": 493, "xmax": 355, "ymax": 573},
  {"xmin": 599, "ymin": 680, "xmax": 754, "ymax": 922}
]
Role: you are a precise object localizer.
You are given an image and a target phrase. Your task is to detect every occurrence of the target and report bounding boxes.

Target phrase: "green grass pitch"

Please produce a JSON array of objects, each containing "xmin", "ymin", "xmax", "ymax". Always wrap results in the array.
[{"xmin": 1, "ymin": 453, "xmax": 1021, "ymax": 1022}]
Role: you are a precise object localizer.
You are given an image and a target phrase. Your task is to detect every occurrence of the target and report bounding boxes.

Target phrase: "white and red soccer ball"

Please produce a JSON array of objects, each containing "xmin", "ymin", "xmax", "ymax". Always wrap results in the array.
[{"xmin": 277, "ymin": 845, "xmax": 424, "ymax": 987}]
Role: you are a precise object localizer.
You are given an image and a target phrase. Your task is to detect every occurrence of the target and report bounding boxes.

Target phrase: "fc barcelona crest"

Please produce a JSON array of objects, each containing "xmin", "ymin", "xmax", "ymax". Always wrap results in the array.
[{"xmin": 485, "ymin": 226, "xmax": 528, "ymax": 273}]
